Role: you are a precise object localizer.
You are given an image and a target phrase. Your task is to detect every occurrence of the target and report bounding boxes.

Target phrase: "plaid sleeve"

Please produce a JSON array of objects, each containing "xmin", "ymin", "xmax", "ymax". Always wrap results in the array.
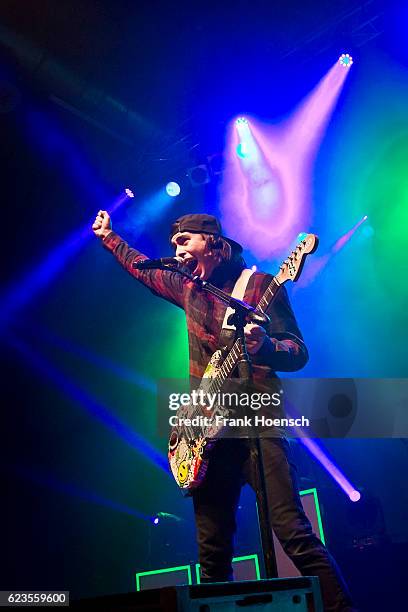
[
  {"xmin": 253, "ymin": 282, "xmax": 309, "ymax": 372},
  {"xmin": 102, "ymin": 231, "xmax": 185, "ymax": 308}
]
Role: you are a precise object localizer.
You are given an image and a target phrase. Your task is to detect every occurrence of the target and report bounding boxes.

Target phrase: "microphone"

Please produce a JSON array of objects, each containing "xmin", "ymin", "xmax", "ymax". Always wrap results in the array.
[{"xmin": 133, "ymin": 257, "xmax": 182, "ymax": 270}]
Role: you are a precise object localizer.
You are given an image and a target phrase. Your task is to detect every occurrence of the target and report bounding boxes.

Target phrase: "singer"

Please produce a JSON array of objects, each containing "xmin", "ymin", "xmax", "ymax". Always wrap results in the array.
[{"xmin": 92, "ymin": 210, "xmax": 356, "ymax": 611}]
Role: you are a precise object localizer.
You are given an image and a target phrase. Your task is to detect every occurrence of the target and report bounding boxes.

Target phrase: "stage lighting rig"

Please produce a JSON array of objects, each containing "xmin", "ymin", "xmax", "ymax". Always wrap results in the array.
[{"xmin": 339, "ymin": 53, "xmax": 353, "ymax": 67}]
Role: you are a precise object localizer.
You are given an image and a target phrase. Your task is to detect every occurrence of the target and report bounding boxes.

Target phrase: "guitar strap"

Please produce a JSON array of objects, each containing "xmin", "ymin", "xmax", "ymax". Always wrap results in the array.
[{"xmin": 221, "ymin": 268, "xmax": 254, "ymax": 331}]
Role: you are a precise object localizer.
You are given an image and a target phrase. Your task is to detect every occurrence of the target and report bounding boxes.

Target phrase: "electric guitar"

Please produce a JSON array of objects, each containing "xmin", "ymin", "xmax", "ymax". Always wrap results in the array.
[{"xmin": 168, "ymin": 234, "xmax": 318, "ymax": 493}]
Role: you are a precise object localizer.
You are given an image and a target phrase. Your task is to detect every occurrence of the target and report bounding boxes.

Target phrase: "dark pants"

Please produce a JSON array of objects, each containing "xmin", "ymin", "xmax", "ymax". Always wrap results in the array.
[{"xmin": 192, "ymin": 438, "xmax": 355, "ymax": 612}]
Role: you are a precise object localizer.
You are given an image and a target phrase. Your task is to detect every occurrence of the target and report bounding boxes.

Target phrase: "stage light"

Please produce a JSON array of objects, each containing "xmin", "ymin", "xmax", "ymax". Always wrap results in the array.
[
  {"xmin": 339, "ymin": 53, "xmax": 353, "ymax": 67},
  {"xmin": 151, "ymin": 511, "xmax": 182, "ymax": 524},
  {"xmin": 222, "ymin": 60, "xmax": 352, "ymax": 259},
  {"xmin": 165, "ymin": 181, "xmax": 181, "ymax": 197},
  {"xmin": 235, "ymin": 118, "xmax": 251, "ymax": 137},
  {"xmin": 300, "ymin": 437, "xmax": 361, "ymax": 501},
  {"xmin": 235, "ymin": 116, "xmax": 253, "ymax": 159},
  {"xmin": 236, "ymin": 142, "xmax": 250, "ymax": 158},
  {"xmin": 125, "ymin": 188, "xmax": 135, "ymax": 198},
  {"xmin": 0, "ymin": 189, "xmax": 130, "ymax": 332},
  {"xmin": 332, "ymin": 214, "xmax": 368, "ymax": 253},
  {"xmin": 349, "ymin": 490, "xmax": 361, "ymax": 502},
  {"xmin": 8, "ymin": 335, "xmax": 169, "ymax": 472},
  {"xmin": 297, "ymin": 232, "xmax": 309, "ymax": 242}
]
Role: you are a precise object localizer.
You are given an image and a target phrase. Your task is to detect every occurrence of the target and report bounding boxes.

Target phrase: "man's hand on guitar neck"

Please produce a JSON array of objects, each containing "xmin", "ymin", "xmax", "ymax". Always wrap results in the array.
[{"xmin": 244, "ymin": 323, "xmax": 267, "ymax": 354}]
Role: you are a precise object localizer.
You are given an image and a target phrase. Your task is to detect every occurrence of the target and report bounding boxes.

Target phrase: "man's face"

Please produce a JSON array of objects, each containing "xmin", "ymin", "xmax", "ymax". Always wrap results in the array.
[{"xmin": 171, "ymin": 232, "xmax": 219, "ymax": 280}]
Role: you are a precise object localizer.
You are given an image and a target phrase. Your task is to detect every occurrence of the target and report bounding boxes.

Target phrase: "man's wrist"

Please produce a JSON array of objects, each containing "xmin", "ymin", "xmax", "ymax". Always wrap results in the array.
[{"xmin": 100, "ymin": 229, "xmax": 113, "ymax": 240}]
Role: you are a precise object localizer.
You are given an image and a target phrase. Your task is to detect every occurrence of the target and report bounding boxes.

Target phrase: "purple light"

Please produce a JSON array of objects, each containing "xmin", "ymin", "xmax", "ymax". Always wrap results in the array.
[
  {"xmin": 152, "ymin": 516, "xmax": 160, "ymax": 525},
  {"xmin": 236, "ymin": 142, "xmax": 250, "ymax": 158},
  {"xmin": 284, "ymin": 400, "xmax": 360, "ymax": 500},
  {"xmin": 220, "ymin": 60, "xmax": 351, "ymax": 259},
  {"xmin": 300, "ymin": 437, "xmax": 360, "ymax": 500},
  {"xmin": 349, "ymin": 490, "xmax": 361, "ymax": 502},
  {"xmin": 332, "ymin": 215, "xmax": 368, "ymax": 253},
  {"xmin": 7, "ymin": 334, "xmax": 169, "ymax": 473},
  {"xmin": 125, "ymin": 188, "xmax": 135, "ymax": 198},
  {"xmin": 0, "ymin": 191, "xmax": 131, "ymax": 331},
  {"xmin": 294, "ymin": 215, "xmax": 369, "ymax": 289}
]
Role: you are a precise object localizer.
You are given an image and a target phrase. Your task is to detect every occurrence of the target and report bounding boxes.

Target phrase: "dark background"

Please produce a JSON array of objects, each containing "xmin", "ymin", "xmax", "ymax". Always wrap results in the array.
[{"xmin": 1, "ymin": 1, "xmax": 407, "ymax": 610}]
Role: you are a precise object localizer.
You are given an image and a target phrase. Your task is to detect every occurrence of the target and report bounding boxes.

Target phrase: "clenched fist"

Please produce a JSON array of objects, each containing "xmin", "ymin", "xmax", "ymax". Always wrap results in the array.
[{"xmin": 92, "ymin": 210, "xmax": 112, "ymax": 238}]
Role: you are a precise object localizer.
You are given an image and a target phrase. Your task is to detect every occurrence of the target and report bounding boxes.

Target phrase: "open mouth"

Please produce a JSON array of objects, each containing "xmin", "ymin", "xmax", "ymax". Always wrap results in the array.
[{"xmin": 183, "ymin": 258, "xmax": 198, "ymax": 273}]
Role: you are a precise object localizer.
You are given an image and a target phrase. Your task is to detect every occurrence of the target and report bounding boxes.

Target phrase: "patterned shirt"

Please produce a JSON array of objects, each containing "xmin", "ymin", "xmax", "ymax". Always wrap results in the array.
[{"xmin": 102, "ymin": 231, "xmax": 309, "ymax": 383}]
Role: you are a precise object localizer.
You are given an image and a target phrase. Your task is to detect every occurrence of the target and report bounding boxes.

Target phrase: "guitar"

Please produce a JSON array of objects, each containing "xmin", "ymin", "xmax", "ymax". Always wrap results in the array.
[{"xmin": 168, "ymin": 233, "xmax": 318, "ymax": 493}]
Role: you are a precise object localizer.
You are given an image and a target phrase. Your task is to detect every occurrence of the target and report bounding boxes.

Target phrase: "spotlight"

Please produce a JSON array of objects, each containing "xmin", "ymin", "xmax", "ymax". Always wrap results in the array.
[
  {"xmin": 235, "ymin": 117, "xmax": 252, "ymax": 159},
  {"xmin": 125, "ymin": 188, "xmax": 135, "ymax": 198},
  {"xmin": 187, "ymin": 164, "xmax": 211, "ymax": 187},
  {"xmin": 349, "ymin": 490, "xmax": 361, "ymax": 502},
  {"xmin": 339, "ymin": 53, "xmax": 353, "ymax": 68},
  {"xmin": 236, "ymin": 142, "xmax": 250, "ymax": 159},
  {"xmin": 165, "ymin": 181, "xmax": 181, "ymax": 197},
  {"xmin": 151, "ymin": 511, "xmax": 183, "ymax": 524}
]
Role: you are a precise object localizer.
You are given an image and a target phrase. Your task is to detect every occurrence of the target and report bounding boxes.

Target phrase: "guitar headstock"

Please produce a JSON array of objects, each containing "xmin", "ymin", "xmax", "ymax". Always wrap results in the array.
[{"xmin": 276, "ymin": 233, "xmax": 319, "ymax": 284}]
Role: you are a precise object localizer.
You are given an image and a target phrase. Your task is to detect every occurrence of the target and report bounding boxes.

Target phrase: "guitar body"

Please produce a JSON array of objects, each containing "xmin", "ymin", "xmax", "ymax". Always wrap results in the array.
[
  {"xmin": 168, "ymin": 350, "xmax": 229, "ymax": 494},
  {"xmin": 167, "ymin": 233, "xmax": 318, "ymax": 494}
]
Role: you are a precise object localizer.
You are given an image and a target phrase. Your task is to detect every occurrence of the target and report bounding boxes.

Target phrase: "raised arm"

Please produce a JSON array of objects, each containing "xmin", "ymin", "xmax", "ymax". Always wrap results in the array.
[{"xmin": 92, "ymin": 210, "xmax": 186, "ymax": 308}]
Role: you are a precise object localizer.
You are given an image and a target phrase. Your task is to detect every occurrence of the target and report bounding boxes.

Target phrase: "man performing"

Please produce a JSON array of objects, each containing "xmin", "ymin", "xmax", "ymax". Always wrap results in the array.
[{"xmin": 92, "ymin": 210, "xmax": 355, "ymax": 612}]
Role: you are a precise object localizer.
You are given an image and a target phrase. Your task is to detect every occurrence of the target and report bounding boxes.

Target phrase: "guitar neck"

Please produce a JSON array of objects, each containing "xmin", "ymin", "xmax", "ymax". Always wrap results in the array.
[
  {"xmin": 257, "ymin": 277, "xmax": 281, "ymax": 313},
  {"xmin": 207, "ymin": 275, "xmax": 283, "ymax": 394},
  {"xmin": 206, "ymin": 233, "xmax": 317, "ymax": 395}
]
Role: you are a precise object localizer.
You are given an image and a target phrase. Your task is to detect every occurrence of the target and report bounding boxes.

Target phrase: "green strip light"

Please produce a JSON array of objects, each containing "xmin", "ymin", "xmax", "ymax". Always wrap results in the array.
[
  {"xmin": 195, "ymin": 553, "xmax": 261, "ymax": 584},
  {"xmin": 300, "ymin": 487, "xmax": 326, "ymax": 545},
  {"xmin": 135, "ymin": 489, "xmax": 324, "ymax": 588},
  {"xmin": 135, "ymin": 564, "xmax": 192, "ymax": 591}
]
